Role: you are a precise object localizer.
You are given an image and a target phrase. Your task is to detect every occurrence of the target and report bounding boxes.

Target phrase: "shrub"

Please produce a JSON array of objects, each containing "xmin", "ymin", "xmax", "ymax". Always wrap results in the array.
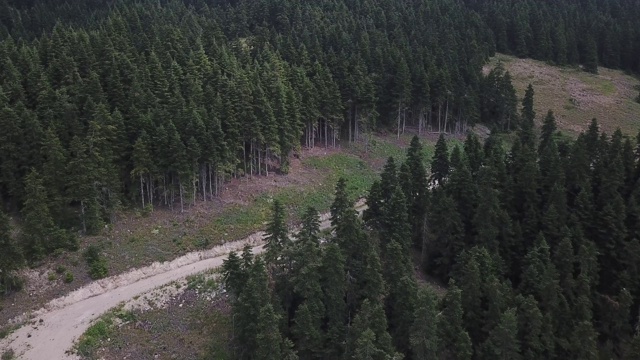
[
  {"xmin": 84, "ymin": 245, "xmax": 108, "ymax": 280},
  {"xmin": 2, "ymin": 348, "xmax": 15, "ymax": 360},
  {"xmin": 56, "ymin": 265, "xmax": 66, "ymax": 274},
  {"xmin": 47, "ymin": 273, "xmax": 56, "ymax": 282},
  {"xmin": 64, "ymin": 272, "xmax": 74, "ymax": 283}
]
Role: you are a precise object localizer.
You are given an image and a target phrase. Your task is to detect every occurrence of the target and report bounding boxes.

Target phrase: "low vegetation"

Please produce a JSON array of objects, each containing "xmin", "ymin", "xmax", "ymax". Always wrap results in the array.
[
  {"xmin": 75, "ymin": 306, "xmax": 136, "ymax": 359},
  {"xmin": 486, "ymin": 54, "xmax": 640, "ymax": 135},
  {"xmin": 84, "ymin": 245, "xmax": 108, "ymax": 280}
]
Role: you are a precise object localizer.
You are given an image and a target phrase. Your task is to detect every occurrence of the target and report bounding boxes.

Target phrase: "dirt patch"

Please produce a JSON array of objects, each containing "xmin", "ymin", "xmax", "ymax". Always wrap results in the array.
[
  {"xmin": 485, "ymin": 54, "xmax": 640, "ymax": 135},
  {"xmin": 91, "ymin": 290, "xmax": 232, "ymax": 360}
]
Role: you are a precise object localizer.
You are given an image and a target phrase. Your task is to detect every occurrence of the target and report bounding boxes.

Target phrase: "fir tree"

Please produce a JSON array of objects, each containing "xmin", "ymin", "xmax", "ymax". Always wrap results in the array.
[
  {"xmin": 438, "ymin": 282, "xmax": 473, "ymax": 360},
  {"xmin": 431, "ymin": 134, "xmax": 449, "ymax": 186},
  {"xmin": 264, "ymin": 199, "xmax": 290, "ymax": 265},
  {"xmin": 0, "ymin": 208, "xmax": 22, "ymax": 294},
  {"xmin": 481, "ymin": 308, "xmax": 522, "ymax": 360},
  {"xmin": 410, "ymin": 287, "xmax": 440, "ymax": 360}
]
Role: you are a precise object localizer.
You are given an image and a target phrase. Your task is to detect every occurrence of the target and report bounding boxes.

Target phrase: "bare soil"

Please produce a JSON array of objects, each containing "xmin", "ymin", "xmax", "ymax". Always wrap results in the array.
[{"xmin": 484, "ymin": 54, "xmax": 640, "ymax": 135}]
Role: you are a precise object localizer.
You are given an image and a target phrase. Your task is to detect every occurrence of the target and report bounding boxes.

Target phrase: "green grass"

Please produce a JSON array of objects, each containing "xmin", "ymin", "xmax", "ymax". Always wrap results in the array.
[
  {"xmin": 75, "ymin": 307, "xmax": 136, "ymax": 359},
  {"xmin": 199, "ymin": 152, "xmax": 377, "ymax": 244},
  {"xmin": 579, "ymin": 73, "xmax": 617, "ymax": 96},
  {"xmin": 97, "ymin": 134, "xmax": 444, "ymax": 274},
  {"xmin": 485, "ymin": 54, "xmax": 640, "ymax": 136}
]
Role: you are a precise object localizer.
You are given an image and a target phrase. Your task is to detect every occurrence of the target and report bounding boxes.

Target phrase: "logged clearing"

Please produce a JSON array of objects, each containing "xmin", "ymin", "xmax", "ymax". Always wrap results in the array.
[{"xmin": 485, "ymin": 54, "xmax": 640, "ymax": 135}]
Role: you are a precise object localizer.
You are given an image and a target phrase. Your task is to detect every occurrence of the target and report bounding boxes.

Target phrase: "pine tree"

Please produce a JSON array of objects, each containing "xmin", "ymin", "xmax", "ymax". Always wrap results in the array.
[
  {"xmin": 438, "ymin": 282, "xmax": 473, "ymax": 360},
  {"xmin": 481, "ymin": 308, "xmax": 522, "ymax": 360},
  {"xmin": 221, "ymin": 250, "xmax": 248, "ymax": 299},
  {"xmin": 539, "ymin": 110, "xmax": 557, "ymax": 152},
  {"xmin": 264, "ymin": 199, "xmax": 290, "ymax": 265},
  {"xmin": 383, "ymin": 240, "xmax": 416, "ymax": 355},
  {"xmin": 521, "ymin": 84, "xmax": 536, "ymax": 129},
  {"xmin": 583, "ymin": 34, "xmax": 599, "ymax": 74},
  {"xmin": 410, "ymin": 287, "xmax": 440, "ymax": 360},
  {"xmin": 431, "ymin": 134, "xmax": 449, "ymax": 186},
  {"xmin": 20, "ymin": 169, "xmax": 66, "ymax": 260},
  {"xmin": 425, "ymin": 188, "xmax": 465, "ymax": 281},
  {"xmin": 0, "ymin": 208, "xmax": 23, "ymax": 294},
  {"xmin": 347, "ymin": 299, "xmax": 397, "ymax": 359},
  {"xmin": 517, "ymin": 295, "xmax": 550, "ymax": 360},
  {"xmin": 234, "ymin": 258, "xmax": 285, "ymax": 359},
  {"xmin": 330, "ymin": 177, "xmax": 353, "ymax": 230},
  {"xmin": 320, "ymin": 243, "xmax": 347, "ymax": 358},
  {"xmin": 403, "ymin": 136, "xmax": 429, "ymax": 248}
]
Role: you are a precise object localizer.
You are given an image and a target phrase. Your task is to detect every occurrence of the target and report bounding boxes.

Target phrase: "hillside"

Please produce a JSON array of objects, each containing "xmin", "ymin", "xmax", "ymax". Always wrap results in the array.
[{"xmin": 485, "ymin": 54, "xmax": 640, "ymax": 135}]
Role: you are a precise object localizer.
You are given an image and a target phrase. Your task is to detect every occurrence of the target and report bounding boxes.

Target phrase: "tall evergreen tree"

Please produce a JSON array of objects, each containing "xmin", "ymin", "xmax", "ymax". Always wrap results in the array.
[
  {"xmin": 438, "ymin": 282, "xmax": 473, "ymax": 360},
  {"xmin": 0, "ymin": 208, "xmax": 22, "ymax": 294},
  {"xmin": 410, "ymin": 287, "xmax": 440, "ymax": 360}
]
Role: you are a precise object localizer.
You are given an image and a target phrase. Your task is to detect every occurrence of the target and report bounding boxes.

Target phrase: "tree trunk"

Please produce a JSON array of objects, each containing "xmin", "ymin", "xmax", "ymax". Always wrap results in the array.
[
  {"xmin": 148, "ymin": 176, "xmax": 153, "ymax": 208},
  {"xmin": 140, "ymin": 175, "xmax": 145, "ymax": 208},
  {"xmin": 437, "ymin": 104, "xmax": 442, "ymax": 133},
  {"xmin": 349, "ymin": 103, "xmax": 353, "ymax": 144},
  {"xmin": 163, "ymin": 175, "xmax": 167, "ymax": 206},
  {"xmin": 179, "ymin": 178, "xmax": 184, "ymax": 213},
  {"xmin": 201, "ymin": 165, "xmax": 207, "ymax": 202},
  {"xmin": 397, "ymin": 101, "xmax": 401, "ymax": 139},
  {"xmin": 444, "ymin": 99, "xmax": 449, "ymax": 133},
  {"xmin": 80, "ymin": 200, "xmax": 86, "ymax": 233}
]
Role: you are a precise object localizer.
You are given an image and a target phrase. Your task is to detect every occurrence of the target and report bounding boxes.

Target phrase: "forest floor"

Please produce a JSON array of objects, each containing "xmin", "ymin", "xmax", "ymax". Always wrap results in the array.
[
  {"xmin": 0, "ymin": 132, "xmax": 455, "ymax": 359},
  {"xmin": 484, "ymin": 54, "xmax": 640, "ymax": 136}
]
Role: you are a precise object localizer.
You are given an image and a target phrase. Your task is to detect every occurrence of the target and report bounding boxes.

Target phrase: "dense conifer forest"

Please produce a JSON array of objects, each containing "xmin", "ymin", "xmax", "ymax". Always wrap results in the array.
[
  {"xmin": 1, "ymin": 0, "xmax": 640, "ymax": 357},
  {"xmin": 224, "ymin": 121, "xmax": 640, "ymax": 359}
]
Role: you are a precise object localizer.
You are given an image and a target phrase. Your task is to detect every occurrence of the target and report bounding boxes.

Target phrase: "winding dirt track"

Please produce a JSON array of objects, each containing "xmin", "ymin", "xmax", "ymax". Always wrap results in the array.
[{"xmin": 0, "ymin": 203, "xmax": 365, "ymax": 359}]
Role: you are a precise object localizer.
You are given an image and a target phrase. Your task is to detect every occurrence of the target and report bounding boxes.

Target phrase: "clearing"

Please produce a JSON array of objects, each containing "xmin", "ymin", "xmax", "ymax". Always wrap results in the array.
[
  {"xmin": 484, "ymin": 54, "xmax": 640, "ymax": 135},
  {"xmin": 0, "ymin": 133, "xmax": 449, "ymax": 359}
]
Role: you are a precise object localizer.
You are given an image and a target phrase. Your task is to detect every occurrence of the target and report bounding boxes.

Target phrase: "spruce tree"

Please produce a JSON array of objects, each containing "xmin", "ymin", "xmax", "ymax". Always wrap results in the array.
[
  {"xmin": 438, "ymin": 282, "xmax": 473, "ymax": 360},
  {"xmin": 517, "ymin": 295, "xmax": 550, "ymax": 360},
  {"xmin": 264, "ymin": 199, "xmax": 290, "ymax": 265},
  {"xmin": 431, "ymin": 134, "xmax": 449, "ymax": 186},
  {"xmin": 521, "ymin": 84, "xmax": 536, "ymax": 129},
  {"xmin": 403, "ymin": 136, "xmax": 429, "ymax": 248},
  {"xmin": 347, "ymin": 299, "xmax": 397, "ymax": 359},
  {"xmin": 20, "ymin": 169, "xmax": 67, "ymax": 260},
  {"xmin": 410, "ymin": 287, "xmax": 440, "ymax": 360},
  {"xmin": 0, "ymin": 208, "xmax": 23, "ymax": 294},
  {"xmin": 320, "ymin": 243, "xmax": 347, "ymax": 358},
  {"xmin": 481, "ymin": 308, "xmax": 522, "ymax": 360}
]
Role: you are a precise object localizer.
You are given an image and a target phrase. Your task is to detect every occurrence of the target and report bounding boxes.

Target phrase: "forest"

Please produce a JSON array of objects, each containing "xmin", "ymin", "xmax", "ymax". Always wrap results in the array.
[
  {"xmin": 223, "ymin": 115, "xmax": 640, "ymax": 359},
  {"xmin": 1, "ymin": 0, "xmax": 640, "ymax": 356}
]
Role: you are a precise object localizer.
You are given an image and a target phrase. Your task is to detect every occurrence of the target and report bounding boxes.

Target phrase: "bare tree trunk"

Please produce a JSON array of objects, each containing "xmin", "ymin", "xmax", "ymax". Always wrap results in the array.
[
  {"xmin": 163, "ymin": 175, "xmax": 167, "ymax": 206},
  {"xmin": 148, "ymin": 176, "xmax": 153, "ymax": 208},
  {"xmin": 325, "ymin": 119, "xmax": 328, "ymax": 148},
  {"xmin": 201, "ymin": 166, "xmax": 207, "ymax": 202},
  {"xmin": 349, "ymin": 103, "xmax": 353, "ymax": 144},
  {"xmin": 243, "ymin": 144, "xmax": 247, "ymax": 178},
  {"xmin": 397, "ymin": 102, "xmax": 401, "ymax": 139},
  {"xmin": 402, "ymin": 108, "xmax": 406, "ymax": 135},
  {"xmin": 438, "ymin": 104, "xmax": 442, "ymax": 133},
  {"xmin": 179, "ymin": 179, "xmax": 184, "ymax": 213},
  {"xmin": 444, "ymin": 99, "xmax": 449, "ymax": 133},
  {"xmin": 249, "ymin": 141, "xmax": 253, "ymax": 178},
  {"xmin": 192, "ymin": 177, "xmax": 196, "ymax": 209},
  {"xmin": 80, "ymin": 200, "xmax": 86, "ymax": 233},
  {"xmin": 140, "ymin": 175, "xmax": 145, "ymax": 209},
  {"xmin": 208, "ymin": 166, "xmax": 213, "ymax": 199}
]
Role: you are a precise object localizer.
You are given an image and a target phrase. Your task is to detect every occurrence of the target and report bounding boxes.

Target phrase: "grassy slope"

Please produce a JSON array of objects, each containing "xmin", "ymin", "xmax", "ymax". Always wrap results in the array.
[
  {"xmin": 485, "ymin": 54, "xmax": 640, "ymax": 136},
  {"xmin": 66, "ymin": 133, "xmax": 452, "ymax": 360},
  {"xmin": 0, "ymin": 133, "xmax": 448, "ymax": 330}
]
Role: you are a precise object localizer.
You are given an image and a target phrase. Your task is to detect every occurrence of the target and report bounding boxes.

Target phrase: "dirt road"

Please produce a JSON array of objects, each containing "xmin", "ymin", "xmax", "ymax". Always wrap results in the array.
[{"xmin": 0, "ymin": 203, "xmax": 364, "ymax": 359}]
